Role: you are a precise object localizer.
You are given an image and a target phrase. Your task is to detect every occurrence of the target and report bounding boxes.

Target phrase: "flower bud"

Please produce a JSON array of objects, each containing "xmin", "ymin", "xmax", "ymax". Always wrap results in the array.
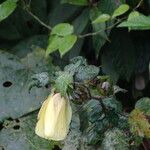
[{"xmin": 35, "ymin": 93, "xmax": 72, "ymax": 141}]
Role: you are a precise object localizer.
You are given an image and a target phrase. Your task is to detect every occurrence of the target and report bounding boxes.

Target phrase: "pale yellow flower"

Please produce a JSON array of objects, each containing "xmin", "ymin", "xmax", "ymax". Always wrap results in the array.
[{"xmin": 35, "ymin": 93, "xmax": 72, "ymax": 141}]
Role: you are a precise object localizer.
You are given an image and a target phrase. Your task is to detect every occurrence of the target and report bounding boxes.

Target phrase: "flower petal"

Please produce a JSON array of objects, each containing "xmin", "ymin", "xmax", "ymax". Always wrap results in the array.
[{"xmin": 35, "ymin": 99, "xmax": 49, "ymax": 138}]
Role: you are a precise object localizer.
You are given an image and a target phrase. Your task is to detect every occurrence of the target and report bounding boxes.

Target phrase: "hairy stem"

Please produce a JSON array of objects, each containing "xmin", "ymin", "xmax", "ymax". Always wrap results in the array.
[
  {"xmin": 78, "ymin": 19, "xmax": 124, "ymax": 38},
  {"xmin": 21, "ymin": 0, "xmax": 52, "ymax": 30},
  {"xmin": 26, "ymin": 8, "xmax": 52, "ymax": 30}
]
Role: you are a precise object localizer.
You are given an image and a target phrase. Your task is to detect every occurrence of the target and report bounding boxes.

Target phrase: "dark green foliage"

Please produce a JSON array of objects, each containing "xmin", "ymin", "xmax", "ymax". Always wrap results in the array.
[
  {"xmin": 65, "ymin": 56, "xmax": 99, "ymax": 81},
  {"xmin": 79, "ymin": 97, "xmax": 123, "ymax": 145},
  {"xmin": 0, "ymin": 0, "xmax": 149, "ymax": 149},
  {"xmin": 101, "ymin": 128, "xmax": 129, "ymax": 150}
]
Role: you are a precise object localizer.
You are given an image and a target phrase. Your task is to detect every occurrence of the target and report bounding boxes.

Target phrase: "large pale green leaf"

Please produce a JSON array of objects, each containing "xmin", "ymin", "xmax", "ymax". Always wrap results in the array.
[
  {"xmin": 0, "ymin": 48, "xmax": 53, "ymax": 122},
  {"xmin": 0, "ymin": 113, "xmax": 60, "ymax": 150},
  {"xmin": 0, "ymin": 0, "xmax": 18, "ymax": 22},
  {"xmin": 112, "ymin": 4, "xmax": 129, "ymax": 19},
  {"xmin": 51, "ymin": 23, "xmax": 74, "ymax": 36}
]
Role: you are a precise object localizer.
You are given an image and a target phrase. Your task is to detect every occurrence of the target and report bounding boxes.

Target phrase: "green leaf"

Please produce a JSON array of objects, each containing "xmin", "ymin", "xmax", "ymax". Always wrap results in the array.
[
  {"xmin": 135, "ymin": 97, "xmax": 150, "ymax": 115},
  {"xmin": 0, "ymin": 0, "xmax": 18, "ymax": 22},
  {"xmin": 55, "ymin": 72, "xmax": 73, "ymax": 96},
  {"xmin": 128, "ymin": 11, "xmax": 140, "ymax": 20},
  {"xmin": 102, "ymin": 97, "xmax": 122, "ymax": 112},
  {"xmin": 118, "ymin": 14, "xmax": 150, "ymax": 30},
  {"xmin": 127, "ymin": 11, "xmax": 140, "ymax": 31},
  {"xmin": 64, "ymin": 56, "xmax": 87, "ymax": 75},
  {"xmin": 0, "ymin": 49, "xmax": 53, "ymax": 122},
  {"xmin": 92, "ymin": 14, "xmax": 110, "ymax": 24},
  {"xmin": 46, "ymin": 35, "xmax": 62, "ymax": 56},
  {"xmin": 82, "ymin": 100, "xmax": 103, "ymax": 123},
  {"xmin": 61, "ymin": 0, "xmax": 88, "ymax": 6},
  {"xmin": 112, "ymin": 4, "xmax": 129, "ymax": 19},
  {"xmin": 65, "ymin": 56, "xmax": 99, "ymax": 81},
  {"xmin": 101, "ymin": 128, "xmax": 129, "ymax": 150},
  {"xmin": 0, "ymin": 113, "xmax": 60, "ymax": 150},
  {"xmin": 51, "ymin": 23, "xmax": 74, "ymax": 36},
  {"xmin": 46, "ymin": 34, "xmax": 77, "ymax": 57},
  {"xmin": 81, "ymin": 99, "xmax": 121, "ymax": 145},
  {"xmin": 75, "ymin": 65, "xmax": 99, "ymax": 81},
  {"xmin": 81, "ymin": 100, "xmax": 104, "ymax": 144},
  {"xmin": 59, "ymin": 34, "xmax": 77, "ymax": 57}
]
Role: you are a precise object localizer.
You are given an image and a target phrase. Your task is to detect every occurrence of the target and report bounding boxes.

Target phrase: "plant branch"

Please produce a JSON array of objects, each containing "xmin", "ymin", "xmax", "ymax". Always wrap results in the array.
[
  {"xmin": 78, "ymin": 19, "xmax": 123, "ymax": 38},
  {"xmin": 26, "ymin": 8, "xmax": 52, "ymax": 30},
  {"xmin": 78, "ymin": 2, "xmax": 142, "ymax": 39},
  {"xmin": 21, "ymin": 0, "xmax": 52, "ymax": 30},
  {"xmin": 135, "ymin": 0, "xmax": 143, "ymax": 10}
]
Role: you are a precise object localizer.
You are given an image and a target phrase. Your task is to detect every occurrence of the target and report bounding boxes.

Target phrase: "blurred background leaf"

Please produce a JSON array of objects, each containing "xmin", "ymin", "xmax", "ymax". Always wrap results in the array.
[
  {"xmin": 0, "ymin": 113, "xmax": 60, "ymax": 150},
  {"xmin": 0, "ymin": 48, "xmax": 54, "ymax": 122}
]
